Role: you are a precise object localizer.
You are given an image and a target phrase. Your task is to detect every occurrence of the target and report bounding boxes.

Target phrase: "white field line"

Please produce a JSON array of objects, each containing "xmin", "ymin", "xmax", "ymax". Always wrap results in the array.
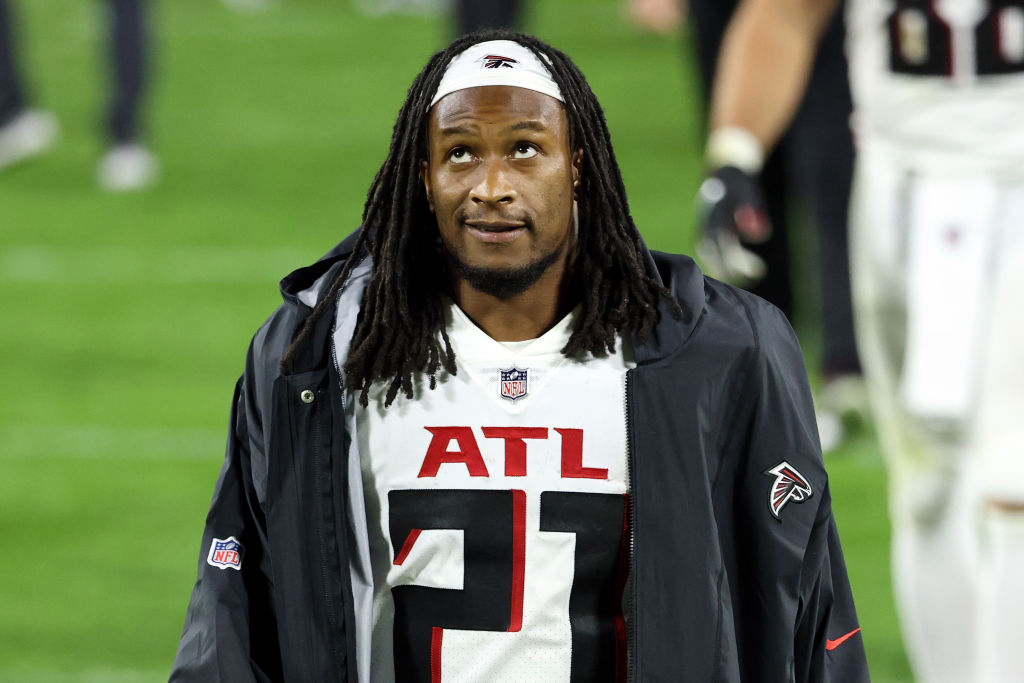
[
  {"xmin": 0, "ymin": 425, "xmax": 224, "ymax": 460},
  {"xmin": 0, "ymin": 669, "xmax": 167, "ymax": 683},
  {"xmin": 0, "ymin": 246, "xmax": 316, "ymax": 284}
]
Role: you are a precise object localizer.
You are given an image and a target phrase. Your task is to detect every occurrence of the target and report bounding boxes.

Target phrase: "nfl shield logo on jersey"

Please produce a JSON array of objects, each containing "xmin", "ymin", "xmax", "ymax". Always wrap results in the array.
[
  {"xmin": 499, "ymin": 367, "xmax": 529, "ymax": 402},
  {"xmin": 207, "ymin": 536, "xmax": 244, "ymax": 570}
]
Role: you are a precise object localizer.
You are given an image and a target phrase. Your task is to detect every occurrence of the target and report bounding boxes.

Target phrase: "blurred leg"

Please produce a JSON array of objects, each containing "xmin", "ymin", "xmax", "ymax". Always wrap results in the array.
[
  {"xmin": 746, "ymin": 148, "xmax": 793, "ymax": 317},
  {"xmin": 687, "ymin": 0, "xmax": 739, "ymax": 102},
  {"xmin": 888, "ymin": 456, "xmax": 979, "ymax": 683},
  {"xmin": 105, "ymin": 0, "xmax": 147, "ymax": 144},
  {"xmin": 850, "ymin": 148, "xmax": 981, "ymax": 683},
  {"xmin": 978, "ymin": 508, "xmax": 1024, "ymax": 682},
  {"xmin": 974, "ymin": 185, "xmax": 1024, "ymax": 681},
  {"xmin": 454, "ymin": 0, "xmax": 523, "ymax": 35},
  {"xmin": 97, "ymin": 0, "xmax": 157, "ymax": 190},
  {"xmin": 0, "ymin": 0, "xmax": 58, "ymax": 169},
  {"xmin": 0, "ymin": 0, "xmax": 27, "ymax": 122},
  {"xmin": 786, "ymin": 12, "xmax": 859, "ymax": 377}
]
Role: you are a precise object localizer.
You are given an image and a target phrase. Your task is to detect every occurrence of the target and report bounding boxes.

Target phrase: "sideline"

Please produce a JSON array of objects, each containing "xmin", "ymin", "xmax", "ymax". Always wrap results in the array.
[
  {"xmin": 0, "ymin": 424, "xmax": 224, "ymax": 460},
  {"xmin": 0, "ymin": 245, "xmax": 315, "ymax": 284},
  {"xmin": 0, "ymin": 669, "xmax": 168, "ymax": 683}
]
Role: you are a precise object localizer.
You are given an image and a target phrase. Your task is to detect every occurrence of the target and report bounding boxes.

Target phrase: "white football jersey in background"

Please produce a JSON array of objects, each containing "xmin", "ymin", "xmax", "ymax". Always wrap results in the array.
[{"xmin": 847, "ymin": 0, "xmax": 1024, "ymax": 174}]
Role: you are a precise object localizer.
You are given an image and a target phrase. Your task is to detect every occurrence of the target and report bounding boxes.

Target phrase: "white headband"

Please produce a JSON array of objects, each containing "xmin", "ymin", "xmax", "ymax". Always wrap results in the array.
[{"xmin": 429, "ymin": 39, "xmax": 564, "ymax": 108}]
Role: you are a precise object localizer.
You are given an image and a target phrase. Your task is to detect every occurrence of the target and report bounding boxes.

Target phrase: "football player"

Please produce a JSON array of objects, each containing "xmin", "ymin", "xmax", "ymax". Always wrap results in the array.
[
  {"xmin": 0, "ymin": 0, "xmax": 157, "ymax": 189},
  {"xmin": 705, "ymin": 0, "xmax": 1024, "ymax": 680},
  {"xmin": 170, "ymin": 31, "xmax": 867, "ymax": 682}
]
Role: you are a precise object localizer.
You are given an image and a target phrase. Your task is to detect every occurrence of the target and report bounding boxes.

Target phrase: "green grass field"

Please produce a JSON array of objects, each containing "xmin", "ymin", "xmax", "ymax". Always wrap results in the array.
[{"xmin": 0, "ymin": 0, "xmax": 911, "ymax": 680}]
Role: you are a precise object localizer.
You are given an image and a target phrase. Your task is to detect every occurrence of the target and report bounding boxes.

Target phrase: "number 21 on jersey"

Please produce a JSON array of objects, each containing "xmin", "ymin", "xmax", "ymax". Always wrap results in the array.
[{"xmin": 388, "ymin": 489, "xmax": 628, "ymax": 682}]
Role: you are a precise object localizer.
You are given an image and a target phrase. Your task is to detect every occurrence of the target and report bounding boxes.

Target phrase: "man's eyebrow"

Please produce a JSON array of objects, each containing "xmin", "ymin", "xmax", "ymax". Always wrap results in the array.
[
  {"xmin": 436, "ymin": 121, "xmax": 551, "ymax": 137},
  {"xmin": 504, "ymin": 121, "xmax": 549, "ymax": 134},
  {"xmin": 437, "ymin": 124, "xmax": 476, "ymax": 137}
]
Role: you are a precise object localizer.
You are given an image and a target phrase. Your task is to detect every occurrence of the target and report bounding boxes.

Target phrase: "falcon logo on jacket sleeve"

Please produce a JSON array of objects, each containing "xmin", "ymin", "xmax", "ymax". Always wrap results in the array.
[{"xmin": 764, "ymin": 461, "xmax": 813, "ymax": 518}]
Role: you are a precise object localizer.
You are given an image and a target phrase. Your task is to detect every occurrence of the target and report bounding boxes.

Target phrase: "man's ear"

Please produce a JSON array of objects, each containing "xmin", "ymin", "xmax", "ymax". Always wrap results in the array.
[
  {"xmin": 572, "ymin": 149, "xmax": 583, "ymax": 197},
  {"xmin": 420, "ymin": 160, "xmax": 435, "ymax": 213},
  {"xmin": 572, "ymin": 148, "xmax": 583, "ymax": 185}
]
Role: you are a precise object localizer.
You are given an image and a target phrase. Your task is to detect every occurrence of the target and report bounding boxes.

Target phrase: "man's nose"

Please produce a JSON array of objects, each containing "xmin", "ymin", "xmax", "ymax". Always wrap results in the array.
[{"xmin": 469, "ymin": 159, "xmax": 516, "ymax": 205}]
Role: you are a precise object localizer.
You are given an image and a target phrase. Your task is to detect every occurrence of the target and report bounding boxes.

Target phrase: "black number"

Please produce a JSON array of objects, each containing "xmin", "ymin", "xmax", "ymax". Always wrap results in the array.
[
  {"xmin": 387, "ymin": 489, "xmax": 627, "ymax": 682},
  {"xmin": 388, "ymin": 489, "xmax": 525, "ymax": 682},
  {"xmin": 887, "ymin": 0, "xmax": 954, "ymax": 76},
  {"xmin": 887, "ymin": 0, "xmax": 1024, "ymax": 77},
  {"xmin": 975, "ymin": 1, "xmax": 1024, "ymax": 75},
  {"xmin": 540, "ymin": 491, "xmax": 628, "ymax": 683}
]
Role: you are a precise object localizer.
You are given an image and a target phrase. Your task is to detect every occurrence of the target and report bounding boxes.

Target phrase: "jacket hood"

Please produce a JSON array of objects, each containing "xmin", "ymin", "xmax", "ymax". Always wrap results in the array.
[
  {"xmin": 633, "ymin": 246, "xmax": 707, "ymax": 366},
  {"xmin": 278, "ymin": 230, "xmax": 364, "ymax": 307}
]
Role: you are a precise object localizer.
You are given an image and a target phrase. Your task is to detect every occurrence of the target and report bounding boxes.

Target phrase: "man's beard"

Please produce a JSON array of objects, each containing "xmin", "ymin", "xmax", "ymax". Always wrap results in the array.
[{"xmin": 447, "ymin": 247, "xmax": 563, "ymax": 300}]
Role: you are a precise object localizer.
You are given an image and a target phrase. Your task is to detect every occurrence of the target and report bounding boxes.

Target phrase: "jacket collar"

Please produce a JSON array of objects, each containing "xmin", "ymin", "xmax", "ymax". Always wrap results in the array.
[
  {"xmin": 279, "ymin": 229, "xmax": 364, "ymax": 308},
  {"xmin": 631, "ymin": 243, "xmax": 706, "ymax": 367},
  {"xmin": 277, "ymin": 228, "xmax": 708, "ymax": 370}
]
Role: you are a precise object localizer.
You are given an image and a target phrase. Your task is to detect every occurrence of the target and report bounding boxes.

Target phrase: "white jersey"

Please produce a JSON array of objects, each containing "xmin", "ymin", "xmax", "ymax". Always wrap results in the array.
[
  {"xmin": 355, "ymin": 302, "xmax": 633, "ymax": 683},
  {"xmin": 846, "ymin": 0, "xmax": 1024, "ymax": 174}
]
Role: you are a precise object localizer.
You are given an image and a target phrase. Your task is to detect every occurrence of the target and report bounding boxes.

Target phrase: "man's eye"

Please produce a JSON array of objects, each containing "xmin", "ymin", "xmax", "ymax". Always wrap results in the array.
[
  {"xmin": 512, "ymin": 143, "xmax": 538, "ymax": 159},
  {"xmin": 449, "ymin": 148, "xmax": 473, "ymax": 164}
]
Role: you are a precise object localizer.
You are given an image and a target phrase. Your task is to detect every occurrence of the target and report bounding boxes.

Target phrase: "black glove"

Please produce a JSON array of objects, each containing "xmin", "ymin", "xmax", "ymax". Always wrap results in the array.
[{"xmin": 695, "ymin": 165, "xmax": 772, "ymax": 285}]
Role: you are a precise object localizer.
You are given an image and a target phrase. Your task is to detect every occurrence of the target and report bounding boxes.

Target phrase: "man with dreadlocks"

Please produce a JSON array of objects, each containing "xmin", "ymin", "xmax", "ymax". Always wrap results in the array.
[{"xmin": 170, "ymin": 30, "xmax": 867, "ymax": 683}]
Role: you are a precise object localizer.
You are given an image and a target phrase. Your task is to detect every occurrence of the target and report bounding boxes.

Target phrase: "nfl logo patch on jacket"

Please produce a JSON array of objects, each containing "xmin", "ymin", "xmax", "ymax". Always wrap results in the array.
[
  {"xmin": 207, "ymin": 536, "xmax": 243, "ymax": 570},
  {"xmin": 499, "ymin": 367, "xmax": 528, "ymax": 401}
]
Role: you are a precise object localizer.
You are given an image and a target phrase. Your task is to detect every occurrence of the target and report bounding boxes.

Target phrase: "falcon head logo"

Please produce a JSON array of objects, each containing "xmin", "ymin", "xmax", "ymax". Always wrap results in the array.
[
  {"xmin": 765, "ymin": 461, "xmax": 813, "ymax": 519},
  {"xmin": 479, "ymin": 54, "xmax": 518, "ymax": 69}
]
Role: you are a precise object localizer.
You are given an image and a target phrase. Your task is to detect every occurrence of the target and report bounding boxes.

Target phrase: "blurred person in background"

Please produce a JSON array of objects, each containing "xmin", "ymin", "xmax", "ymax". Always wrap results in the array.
[
  {"xmin": 623, "ymin": 0, "xmax": 865, "ymax": 452},
  {"xmin": 454, "ymin": 0, "xmax": 522, "ymax": 34},
  {"xmin": 0, "ymin": 0, "xmax": 157, "ymax": 190},
  {"xmin": 448, "ymin": 0, "xmax": 866, "ymax": 457},
  {"xmin": 708, "ymin": 0, "xmax": 1024, "ymax": 680},
  {"xmin": 686, "ymin": 0, "xmax": 865, "ymax": 452},
  {"xmin": 170, "ymin": 30, "xmax": 868, "ymax": 682}
]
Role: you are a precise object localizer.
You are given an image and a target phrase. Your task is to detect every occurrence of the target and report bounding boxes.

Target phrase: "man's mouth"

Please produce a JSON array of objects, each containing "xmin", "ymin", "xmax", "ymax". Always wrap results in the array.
[
  {"xmin": 464, "ymin": 219, "xmax": 527, "ymax": 231},
  {"xmin": 463, "ymin": 219, "xmax": 528, "ymax": 243}
]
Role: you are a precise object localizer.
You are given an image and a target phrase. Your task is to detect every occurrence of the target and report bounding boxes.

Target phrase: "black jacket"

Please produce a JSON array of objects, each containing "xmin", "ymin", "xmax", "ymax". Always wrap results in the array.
[{"xmin": 171, "ymin": 231, "xmax": 869, "ymax": 682}]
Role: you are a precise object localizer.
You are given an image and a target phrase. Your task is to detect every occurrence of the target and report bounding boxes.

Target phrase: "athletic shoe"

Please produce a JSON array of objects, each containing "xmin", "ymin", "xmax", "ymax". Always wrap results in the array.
[
  {"xmin": 0, "ymin": 109, "xmax": 58, "ymax": 171},
  {"xmin": 96, "ymin": 143, "xmax": 159, "ymax": 192},
  {"xmin": 815, "ymin": 374, "xmax": 869, "ymax": 454}
]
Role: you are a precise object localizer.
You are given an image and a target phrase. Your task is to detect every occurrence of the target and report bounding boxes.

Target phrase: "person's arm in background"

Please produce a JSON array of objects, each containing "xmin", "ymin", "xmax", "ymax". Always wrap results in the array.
[
  {"xmin": 711, "ymin": 0, "xmax": 839, "ymax": 150},
  {"xmin": 625, "ymin": 0, "xmax": 685, "ymax": 35},
  {"xmin": 697, "ymin": 0, "xmax": 840, "ymax": 283}
]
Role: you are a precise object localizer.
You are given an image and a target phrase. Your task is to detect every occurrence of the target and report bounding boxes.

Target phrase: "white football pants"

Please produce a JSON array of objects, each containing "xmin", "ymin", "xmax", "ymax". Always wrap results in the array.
[{"xmin": 850, "ymin": 141, "xmax": 1024, "ymax": 683}]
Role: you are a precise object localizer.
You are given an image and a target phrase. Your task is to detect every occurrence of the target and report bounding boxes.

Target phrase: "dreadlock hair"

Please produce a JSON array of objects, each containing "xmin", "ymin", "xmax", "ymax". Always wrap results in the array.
[{"xmin": 280, "ymin": 29, "xmax": 681, "ymax": 407}]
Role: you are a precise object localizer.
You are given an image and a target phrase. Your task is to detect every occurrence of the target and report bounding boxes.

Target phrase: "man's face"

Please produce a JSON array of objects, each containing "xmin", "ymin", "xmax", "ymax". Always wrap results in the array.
[{"xmin": 422, "ymin": 85, "xmax": 582, "ymax": 299}]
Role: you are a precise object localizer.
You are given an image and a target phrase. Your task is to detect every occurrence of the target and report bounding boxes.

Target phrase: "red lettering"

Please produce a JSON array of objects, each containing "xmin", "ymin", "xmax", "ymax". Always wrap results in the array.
[
  {"xmin": 214, "ymin": 550, "xmax": 238, "ymax": 564},
  {"xmin": 509, "ymin": 489, "xmax": 526, "ymax": 632},
  {"xmin": 481, "ymin": 427, "xmax": 549, "ymax": 476},
  {"xmin": 556, "ymin": 428, "xmax": 608, "ymax": 480},
  {"xmin": 393, "ymin": 529, "xmax": 422, "ymax": 565},
  {"xmin": 419, "ymin": 427, "xmax": 489, "ymax": 477}
]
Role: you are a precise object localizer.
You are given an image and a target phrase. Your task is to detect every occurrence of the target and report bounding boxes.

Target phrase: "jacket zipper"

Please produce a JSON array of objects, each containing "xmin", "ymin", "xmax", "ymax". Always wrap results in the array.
[
  {"xmin": 327, "ymin": 261, "xmax": 361, "ymax": 679},
  {"xmin": 309, "ymin": 406, "xmax": 342, "ymax": 673},
  {"xmin": 625, "ymin": 368, "xmax": 637, "ymax": 683}
]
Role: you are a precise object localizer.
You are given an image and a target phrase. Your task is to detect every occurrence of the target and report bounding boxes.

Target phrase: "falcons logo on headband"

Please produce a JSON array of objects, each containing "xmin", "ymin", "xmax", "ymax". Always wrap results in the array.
[
  {"xmin": 480, "ymin": 54, "xmax": 518, "ymax": 68},
  {"xmin": 765, "ymin": 461, "xmax": 813, "ymax": 519}
]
